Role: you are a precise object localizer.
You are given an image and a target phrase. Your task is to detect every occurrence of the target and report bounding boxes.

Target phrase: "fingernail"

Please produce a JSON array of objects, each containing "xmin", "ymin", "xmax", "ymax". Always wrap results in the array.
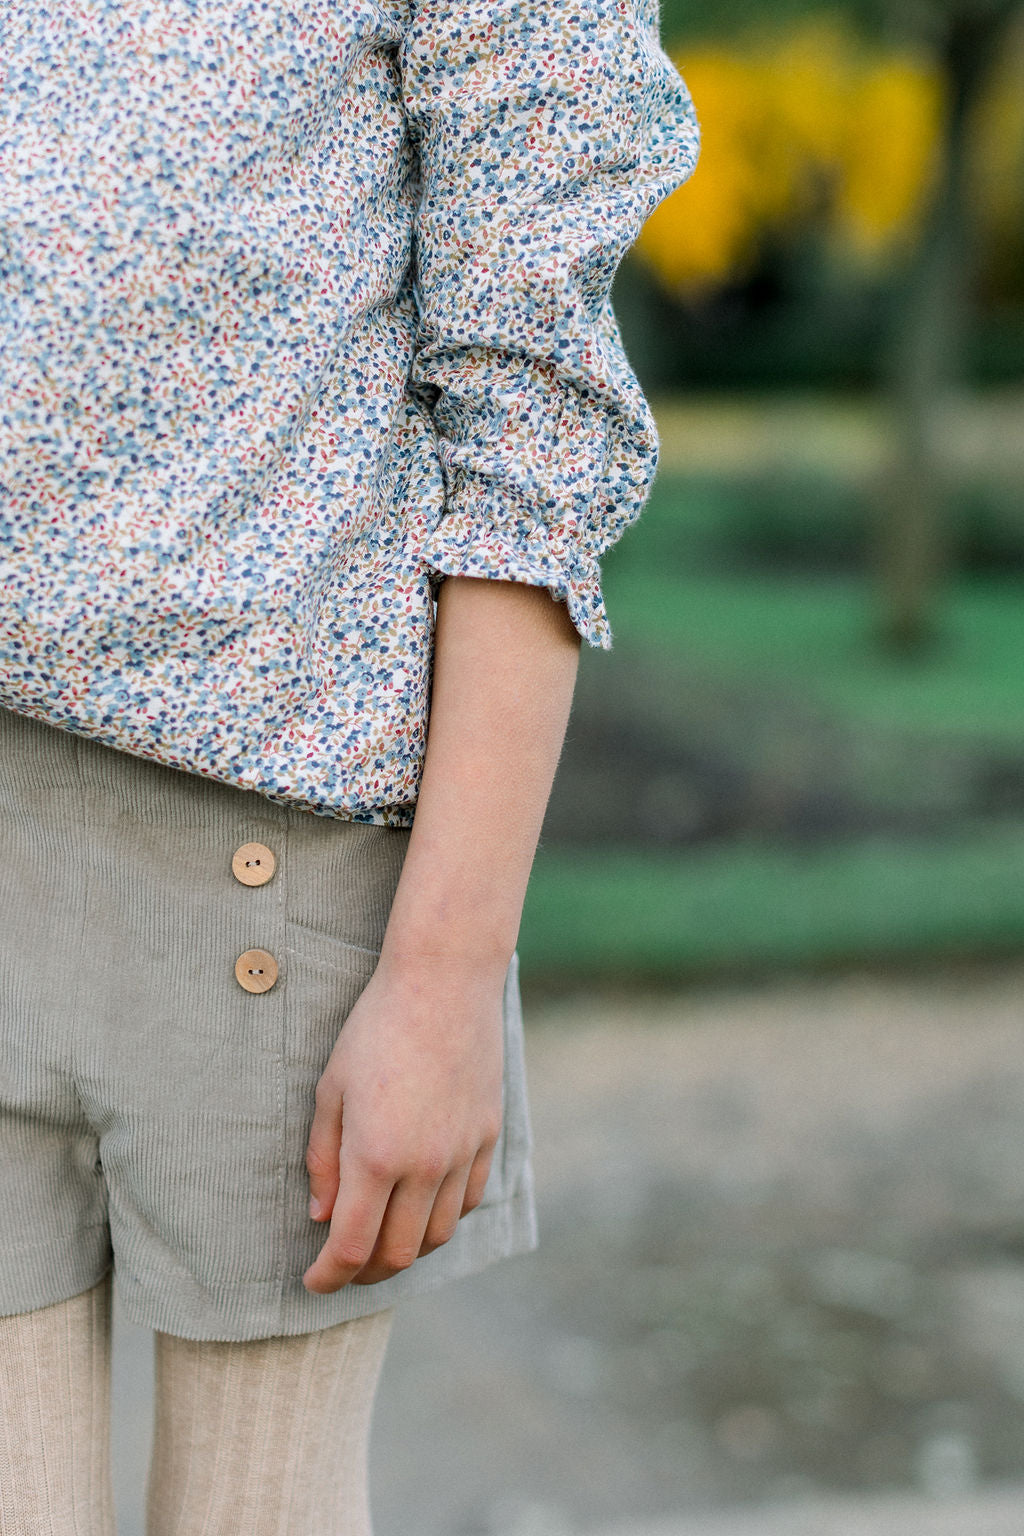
[{"xmin": 309, "ymin": 1197, "xmax": 322, "ymax": 1220}]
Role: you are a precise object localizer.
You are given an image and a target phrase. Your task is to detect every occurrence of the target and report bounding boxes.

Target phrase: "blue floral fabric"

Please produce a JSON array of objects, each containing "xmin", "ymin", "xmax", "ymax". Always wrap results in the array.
[{"xmin": 0, "ymin": 0, "xmax": 699, "ymax": 824}]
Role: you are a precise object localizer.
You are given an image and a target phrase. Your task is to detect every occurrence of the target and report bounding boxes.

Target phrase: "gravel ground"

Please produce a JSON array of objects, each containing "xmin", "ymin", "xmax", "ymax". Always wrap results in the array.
[
  {"xmin": 110, "ymin": 964, "xmax": 1024, "ymax": 1534},
  {"xmin": 582, "ymin": 1489, "xmax": 1024, "ymax": 1535}
]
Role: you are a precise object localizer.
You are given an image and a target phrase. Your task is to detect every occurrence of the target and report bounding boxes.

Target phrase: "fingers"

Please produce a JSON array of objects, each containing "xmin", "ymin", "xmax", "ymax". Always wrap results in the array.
[
  {"xmin": 417, "ymin": 1170, "xmax": 466, "ymax": 1258},
  {"xmin": 304, "ymin": 1076, "xmax": 344, "ymax": 1223},
  {"xmin": 302, "ymin": 1166, "xmax": 393, "ymax": 1294},
  {"xmin": 305, "ymin": 1154, "xmax": 490, "ymax": 1294},
  {"xmin": 350, "ymin": 1180, "xmax": 440, "ymax": 1286},
  {"xmin": 346, "ymin": 1146, "xmax": 496, "ymax": 1286},
  {"xmin": 461, "ymin": 1144, "xmax": 494, "ymax": 1216},
  {"xmin": 303, "ymin": 1112, "xmax": 501, "ymax": 1294}
]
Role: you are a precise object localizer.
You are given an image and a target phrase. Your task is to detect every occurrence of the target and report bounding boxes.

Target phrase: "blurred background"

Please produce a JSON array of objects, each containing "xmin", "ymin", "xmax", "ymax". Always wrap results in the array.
[
  {"xmin": 113, "ymin": 2, "xmax": 1024, "ymax": 1531},
  {"xmin": 525, "ymin": 0, "xmax": 1024, "ymax": 987}
]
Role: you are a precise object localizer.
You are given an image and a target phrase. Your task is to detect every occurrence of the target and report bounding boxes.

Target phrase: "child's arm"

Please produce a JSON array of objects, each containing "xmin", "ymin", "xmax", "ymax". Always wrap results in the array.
[{"xmin": 302, "ymin": 574, "xmax": 580, "ymax": 1292}]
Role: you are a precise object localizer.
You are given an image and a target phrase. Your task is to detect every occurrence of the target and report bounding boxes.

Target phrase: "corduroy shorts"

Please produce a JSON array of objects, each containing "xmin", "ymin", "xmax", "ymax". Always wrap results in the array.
[{"xmin": 0, "ymin": 705, "xmax": 536, "ymax": 1341}]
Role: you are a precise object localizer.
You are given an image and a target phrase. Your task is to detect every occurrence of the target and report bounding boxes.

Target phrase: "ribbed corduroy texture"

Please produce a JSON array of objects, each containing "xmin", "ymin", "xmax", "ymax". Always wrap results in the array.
[
  {"xmin": 0, "ymin": 704, "xmax": 537, "ymax": 1340},
  {"xmin": 0, "ymin": 1274, "xmax": 116, "ymax": 1535}
]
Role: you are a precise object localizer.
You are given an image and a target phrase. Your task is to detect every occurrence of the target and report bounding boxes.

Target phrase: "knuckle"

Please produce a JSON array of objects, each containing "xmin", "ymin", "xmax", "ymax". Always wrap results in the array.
[
  {"xmin": 413, "ymin": 1149, "xmax": 448, "ymax": 1187},
  {"xmin": 382, "ymin": 1245, "xmax": 418, "ymax": 1275},
  {"xmin": 423, "ymin": 1222, "xmax": 458, "ymax": 1253},
  {"xmin": 330, "ymin": 1241, "xmax": 371, "ymax": 1273},
  {"xmin": 305, "ymin": 1144, "xmax": 334, "ymax": 1178},
  {"xmin": 359, "ymin": 1147, "xmax": 399, "ymax": 1185}
]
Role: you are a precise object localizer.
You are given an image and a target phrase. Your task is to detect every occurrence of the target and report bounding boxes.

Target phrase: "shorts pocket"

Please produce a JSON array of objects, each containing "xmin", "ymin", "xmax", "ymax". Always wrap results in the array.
[
  {"xmin": 282, "ymin": 923, "xmax": 380, "ymax": 1087},
  {"xmin": 283, "ymin": 920, "xmax": 381, "ymax": 979}
]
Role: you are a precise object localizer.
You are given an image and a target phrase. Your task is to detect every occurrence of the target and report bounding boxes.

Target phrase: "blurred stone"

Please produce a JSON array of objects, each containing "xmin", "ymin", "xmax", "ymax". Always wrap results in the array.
[
  {"xmin": 913, "ymin": 1430, "xmax": 980, "ymax": 1498},
  {"xmin": 802, "ymin": 1250, "xmax": 916, "ymax": 1322}
]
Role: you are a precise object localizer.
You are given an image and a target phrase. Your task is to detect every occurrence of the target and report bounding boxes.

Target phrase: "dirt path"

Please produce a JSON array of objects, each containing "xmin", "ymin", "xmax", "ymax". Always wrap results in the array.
[{"xmin": 371, "ymin": 965, "xmax": 1024, "ymax": 1535}]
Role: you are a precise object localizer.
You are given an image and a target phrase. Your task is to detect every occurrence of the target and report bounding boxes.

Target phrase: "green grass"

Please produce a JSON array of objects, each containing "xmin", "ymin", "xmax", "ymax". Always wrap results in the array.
[
  {"xmin": 520, "ymin": 826, "xmax": 1024, "ymax": 981},
  {"xmin": 607, "ymin": 569, "xmax": 1024, "ymax": 742},
  {"xmin": 604, "ymin": 466, "xmax": 1024, "ymax": 742},
  {"xmin": 519, "ymin": 454, "xmax": 1024, "ymax": 981}
]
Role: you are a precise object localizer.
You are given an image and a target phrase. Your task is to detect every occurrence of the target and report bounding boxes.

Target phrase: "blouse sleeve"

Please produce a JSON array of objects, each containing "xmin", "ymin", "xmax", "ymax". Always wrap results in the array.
[{"xmin": 399, "ymin": 0, "xmax": 700, "ymax": 647}]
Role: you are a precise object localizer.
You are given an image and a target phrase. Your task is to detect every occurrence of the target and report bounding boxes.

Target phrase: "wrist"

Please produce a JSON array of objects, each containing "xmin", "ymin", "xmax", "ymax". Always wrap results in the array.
[
  {"xmin": 379, "ymin": 864, "xmax": 522, "ymax": 985},
  {"xmin": 376, "ymin": 931, "xmax": 514, "ymax": 990}
]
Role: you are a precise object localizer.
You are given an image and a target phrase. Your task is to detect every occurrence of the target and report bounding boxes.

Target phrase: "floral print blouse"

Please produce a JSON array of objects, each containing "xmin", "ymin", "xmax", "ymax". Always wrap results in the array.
[{"xmin": 0, "ymin": 0, "xmax": 699, "ymax": 825}]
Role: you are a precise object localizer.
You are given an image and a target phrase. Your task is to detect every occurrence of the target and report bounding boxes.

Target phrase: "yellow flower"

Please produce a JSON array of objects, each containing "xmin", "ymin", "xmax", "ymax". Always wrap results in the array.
[
  {"xmin": 634, "ymin": 16, "xmax": 957, "ymax": 298},
  {"xmin": 635, "ymin": 49, "xmax": 770, "ymax": 293},
  {"xmin": 832, "ymin": 53, "xmax": 944, "ymax": 267}
]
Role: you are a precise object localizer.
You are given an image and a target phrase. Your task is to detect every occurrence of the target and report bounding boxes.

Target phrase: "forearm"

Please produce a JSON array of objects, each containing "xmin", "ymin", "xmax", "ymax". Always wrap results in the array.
[
  {"xmin": 378, "ymin": 575, "xmax": 581, "ymax": 979},
  {"xmin": 304, "ymin": 575, "xmax": 579, "ymax": 1289}
]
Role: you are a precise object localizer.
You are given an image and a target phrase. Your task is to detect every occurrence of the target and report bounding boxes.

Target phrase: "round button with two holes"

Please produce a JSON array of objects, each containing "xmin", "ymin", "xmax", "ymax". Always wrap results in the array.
[
  {"xmin": 231, "ymin": 842, "xmax": 276, "ymax": 887},
  {"xmin": 234, "ymin": 948, "xmax": 279, "ymax": 994}
]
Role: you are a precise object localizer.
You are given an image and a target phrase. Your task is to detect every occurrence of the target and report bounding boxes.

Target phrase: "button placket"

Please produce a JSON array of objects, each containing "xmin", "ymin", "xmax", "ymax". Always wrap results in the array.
[{"xmin": 232, "ymin": 841, "xmax": 280, "ymax": 992}]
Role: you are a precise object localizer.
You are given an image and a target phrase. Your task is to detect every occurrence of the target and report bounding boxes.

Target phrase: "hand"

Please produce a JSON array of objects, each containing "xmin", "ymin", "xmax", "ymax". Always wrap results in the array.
[{"xmin": 302, "ymin": 953, "xmax": 505, "ymax": 1292}]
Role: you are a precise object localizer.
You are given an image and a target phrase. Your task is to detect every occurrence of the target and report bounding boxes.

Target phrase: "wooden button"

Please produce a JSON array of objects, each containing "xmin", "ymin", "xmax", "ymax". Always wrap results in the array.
[
  {"xmin": 232, "ymin": 842, "xmax": 276, "ymax": 887},
  {"xmin": 234, "ymin": 948, "xmax": 279, "ymax": 994}
]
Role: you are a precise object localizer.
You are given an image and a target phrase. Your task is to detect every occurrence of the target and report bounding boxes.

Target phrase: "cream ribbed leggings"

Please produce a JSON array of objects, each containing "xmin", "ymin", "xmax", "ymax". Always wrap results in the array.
[{"xmin": 0, "ymin": 1273, "xmax": 393, "ymax": 1535}]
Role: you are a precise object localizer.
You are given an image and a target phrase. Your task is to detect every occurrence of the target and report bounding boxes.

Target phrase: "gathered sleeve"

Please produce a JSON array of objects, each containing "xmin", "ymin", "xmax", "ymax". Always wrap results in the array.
[{"xmin": 399, "ymin": 0, "xmax": 700, "ymax": 647}]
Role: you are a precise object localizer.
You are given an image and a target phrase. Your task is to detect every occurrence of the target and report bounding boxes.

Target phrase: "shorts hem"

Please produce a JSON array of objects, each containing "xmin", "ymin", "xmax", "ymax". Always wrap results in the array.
[
  {"xmin": 113, "ymin": 1185, "xmax": 538, "ymax": 1341},
  {"xmin": 0, "ymin": 1226, "xmax": 113, "ymax": 1319}
]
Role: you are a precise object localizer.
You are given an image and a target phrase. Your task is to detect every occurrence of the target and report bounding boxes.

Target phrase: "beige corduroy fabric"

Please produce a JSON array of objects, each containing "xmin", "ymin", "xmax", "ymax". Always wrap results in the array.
[{"xmin": 0, "ymin": 702, "xmax": 536, "ymax": 1340}]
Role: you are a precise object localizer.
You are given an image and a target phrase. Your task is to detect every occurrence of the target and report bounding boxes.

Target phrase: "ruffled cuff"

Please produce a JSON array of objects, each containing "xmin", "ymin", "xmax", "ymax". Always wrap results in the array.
[{"xmin": 420, "ymin": 495, "xmax": 613, "ymax": 650}]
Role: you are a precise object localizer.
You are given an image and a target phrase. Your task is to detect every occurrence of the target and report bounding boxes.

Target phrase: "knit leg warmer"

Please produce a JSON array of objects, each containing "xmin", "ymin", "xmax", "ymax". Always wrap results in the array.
[
  {"xmin": 0, "ymin": 1273, "xmax": 116, "ymax": 1536},
  {"xmin": 145, "ymin": 1307, "xmax": 394, "ymax": 1536}
]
